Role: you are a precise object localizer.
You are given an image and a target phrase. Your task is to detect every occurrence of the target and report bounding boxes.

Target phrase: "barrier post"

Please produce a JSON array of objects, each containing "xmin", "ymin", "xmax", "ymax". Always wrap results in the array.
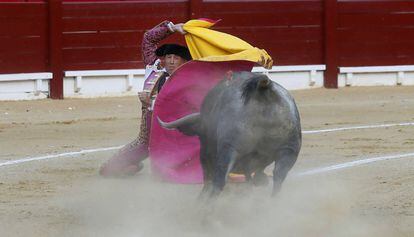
[
  {"xmin": 48, "ymin": 0, "xmax": 64, "ymax": 99},
  {"xmin": 324, "ymin": 0, "xmax": 339, "ymax": 88}
]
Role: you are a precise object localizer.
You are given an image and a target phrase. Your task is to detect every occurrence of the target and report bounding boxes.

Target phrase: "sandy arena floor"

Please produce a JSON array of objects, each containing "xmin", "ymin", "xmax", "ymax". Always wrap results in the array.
[{"xmin": 0, "ymin": 86, "xmax": 413, "ymax": 237}]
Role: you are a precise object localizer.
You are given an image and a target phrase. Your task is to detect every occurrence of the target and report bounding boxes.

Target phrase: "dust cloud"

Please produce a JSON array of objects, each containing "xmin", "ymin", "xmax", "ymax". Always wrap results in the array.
[{"xmin": 56, "ymin": 170, "xmax": 394, "ymax": 237}]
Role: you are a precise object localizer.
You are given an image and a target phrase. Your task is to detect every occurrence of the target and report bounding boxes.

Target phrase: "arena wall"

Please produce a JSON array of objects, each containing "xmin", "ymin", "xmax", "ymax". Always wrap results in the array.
[{"xmin": 0, "ymin": 0, "xmax": 414, "ymax": 100}]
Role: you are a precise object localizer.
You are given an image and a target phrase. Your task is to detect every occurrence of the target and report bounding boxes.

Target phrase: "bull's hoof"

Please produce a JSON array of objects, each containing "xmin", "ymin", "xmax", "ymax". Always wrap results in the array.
[{"xmin": 252, "ymin": 171, "xmax": 269, "ymax": 186}]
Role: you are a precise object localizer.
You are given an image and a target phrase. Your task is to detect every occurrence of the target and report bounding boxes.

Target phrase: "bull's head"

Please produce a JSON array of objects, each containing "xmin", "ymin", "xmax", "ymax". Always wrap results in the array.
[{"xmin": 157, "ymin": 113, "xmax": 201, "ymax": 136}]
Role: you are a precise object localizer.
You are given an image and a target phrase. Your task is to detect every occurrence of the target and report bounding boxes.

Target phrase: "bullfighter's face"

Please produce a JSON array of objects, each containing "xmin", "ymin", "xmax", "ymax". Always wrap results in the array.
[{"xmin": 165, "ymin": 54, "xmax": 187, "ymax": 74}]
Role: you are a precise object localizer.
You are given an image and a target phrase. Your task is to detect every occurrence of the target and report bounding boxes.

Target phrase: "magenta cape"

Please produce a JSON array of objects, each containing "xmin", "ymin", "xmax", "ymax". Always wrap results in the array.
[{"xmin": 149, "ymin": 60, "xmax": 253, "ymax": 183}]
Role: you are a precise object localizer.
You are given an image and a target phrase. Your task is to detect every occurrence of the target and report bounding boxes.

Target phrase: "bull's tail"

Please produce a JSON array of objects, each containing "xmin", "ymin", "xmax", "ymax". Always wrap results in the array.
[{"xmin": 242, "ymin": 74, "xmax": 272, "ymax": 104}]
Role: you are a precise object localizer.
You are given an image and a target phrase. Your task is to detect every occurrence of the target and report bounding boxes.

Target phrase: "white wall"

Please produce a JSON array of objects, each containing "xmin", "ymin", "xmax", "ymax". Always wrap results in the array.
[
  {"xmin": 2, "ymin": 65, "xmax": 414, "ymax": 101},
  {"xmin": 338, "ymin": 71, "xmax": 414, "ymax": 87},
  {"xmin": 63, "ymin": 75, "xmax": 146, "ymax": 98},
  {"xmin": 267, "ymin": 71, "xmax": 324, "ymax": 90}
]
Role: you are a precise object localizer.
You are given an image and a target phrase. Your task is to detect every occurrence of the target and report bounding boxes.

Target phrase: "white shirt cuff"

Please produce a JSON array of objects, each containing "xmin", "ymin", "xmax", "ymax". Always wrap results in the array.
[{"xmin": 167, "ymin": 22, "xmax": 175, "ymax": 32}]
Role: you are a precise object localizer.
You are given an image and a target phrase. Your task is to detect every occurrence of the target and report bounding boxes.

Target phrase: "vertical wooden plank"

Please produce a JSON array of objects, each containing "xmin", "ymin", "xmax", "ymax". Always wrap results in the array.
[
  {"xmin": 48, "ymin": 0, "xmax": 63, "ymax": 99},
  {"xmin": 324, "ymin": 0, "xmax": 338, "ymax": 88},
  {"xmin": 189, "ymin": 0, "xmax": 203, "ymax": 19}
]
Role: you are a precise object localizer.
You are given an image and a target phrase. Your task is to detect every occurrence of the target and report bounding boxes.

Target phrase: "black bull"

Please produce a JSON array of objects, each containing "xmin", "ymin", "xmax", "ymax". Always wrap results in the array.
[{"xmin": 159, "ymin": 71, "xmax": 301, "ymax": 197}]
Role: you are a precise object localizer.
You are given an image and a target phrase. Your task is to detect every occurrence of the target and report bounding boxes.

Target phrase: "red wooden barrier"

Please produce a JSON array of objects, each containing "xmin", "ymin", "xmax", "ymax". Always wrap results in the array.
[
  {"xmin": 338, "ymin": 0, "xmax": 414, "ymax": 66},
  {"xmin": 0, "ymin": 0, "xmax": 325, "ymax": 74},
  {"xmin": 0, "ymin": 2, "xmax": 48, "ymax": 74},
  {"xmin": 61, "ymin": 1, "xmax": 188, "ymax": 71},
  {"xmin": 1, "ymin": 0, "xmax": 414, "ymax": 98},
  {"xmin": 202, "ymin": 0, "xmax": 324, "ymax": 66}
]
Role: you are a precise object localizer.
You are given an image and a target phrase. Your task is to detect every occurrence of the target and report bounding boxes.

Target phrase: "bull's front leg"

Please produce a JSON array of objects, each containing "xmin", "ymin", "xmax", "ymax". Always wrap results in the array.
[{"xmin": 210, "ymin": 143, "xmax": 238, "ymax": 198}]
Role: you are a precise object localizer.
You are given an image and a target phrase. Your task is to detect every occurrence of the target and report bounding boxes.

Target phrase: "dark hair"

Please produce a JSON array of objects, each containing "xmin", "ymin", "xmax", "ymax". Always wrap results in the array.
[{"xmin": 155, "ymin": 44, "xmax": 192, "ymax": 61}]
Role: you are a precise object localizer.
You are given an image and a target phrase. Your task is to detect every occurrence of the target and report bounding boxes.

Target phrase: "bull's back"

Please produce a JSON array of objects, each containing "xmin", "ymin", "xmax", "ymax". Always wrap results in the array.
[{"xmin": 203, "ymin": 74, "xmax": 300, "ymax": 152}]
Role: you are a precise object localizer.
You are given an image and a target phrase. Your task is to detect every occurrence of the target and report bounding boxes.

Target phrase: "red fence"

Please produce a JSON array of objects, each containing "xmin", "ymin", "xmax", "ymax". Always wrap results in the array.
[
  {"xmin": 0, "ymin": 2, "xmax": 48, "ymax": 73},
  {"xmin": 202, "ymin": 0, "xmax": 324, "ymax": 66},
  {"xmin": 62, "ymin": 1, "xmax": 189, "ymax": 70},
  {"xmin": 338, "ymin": 0, "xmax": 414, "ymax": 66},
  {"xmin": 1, "ymin": 0, "xmax": 414, "ymax": 98}
]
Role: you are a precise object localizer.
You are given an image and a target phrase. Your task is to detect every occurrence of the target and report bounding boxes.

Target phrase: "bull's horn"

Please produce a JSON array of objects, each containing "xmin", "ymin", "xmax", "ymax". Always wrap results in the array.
[
  {"xmin": 157, "ymin": 113, "xmax": 200, "ymax": 130},
  {"xmin": 157, "ymin": 117, "xmax": 174, "ymax": 130}
]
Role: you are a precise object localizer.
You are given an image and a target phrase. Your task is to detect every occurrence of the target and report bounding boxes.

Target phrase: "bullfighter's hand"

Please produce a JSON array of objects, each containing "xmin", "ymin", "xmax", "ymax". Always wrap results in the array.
[
  {"xmin": 172, "ymin": 23, "xmax": 187, "ymax": 35},
  {"xmin": 138, "ymin": 91, "xmax": 150, "ymax": 105}
]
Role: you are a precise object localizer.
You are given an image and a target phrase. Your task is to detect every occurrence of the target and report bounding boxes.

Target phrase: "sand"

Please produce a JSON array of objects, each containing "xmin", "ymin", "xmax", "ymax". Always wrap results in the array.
[{"xmin": 0, "ymin": 86, "xmax": 413, "ymax": 236}]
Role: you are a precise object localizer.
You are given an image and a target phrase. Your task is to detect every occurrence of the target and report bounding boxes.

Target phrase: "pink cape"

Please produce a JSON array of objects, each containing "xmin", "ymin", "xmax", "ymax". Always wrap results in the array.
[{"xmin": 149, "ymin": 60, "xmax": 253, "ymax": 183}]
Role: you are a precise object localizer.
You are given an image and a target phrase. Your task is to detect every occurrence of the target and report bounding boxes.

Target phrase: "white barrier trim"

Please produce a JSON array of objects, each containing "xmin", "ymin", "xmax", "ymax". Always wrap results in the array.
[
  {"xmin": 252, "ymin": 64, "xmax": 326, "ymax": 73},
  {"xmin": 63, "ymin": 65, "xmax": 326, "ymax": 94},
  {"xmin": 252, "ymin": 65, "xmax": 325, "ymax": 87},
  {"xmin": 339, "ymin": 65, "xmax": 414, "ymax": 86},
  {"xmin": 64, "ymin": 69, "xmax": 146, "ymax": 77},
  {"xmin": 339, "ymin": 65, "xmax": 414, "ymax": 73},
  {"xmin": 65, "ymin": 69, "xmax": 147, "ymax": 93},
  {"xmin": 0, "ymin": 72, "xmax": 52, "ymax": 82},
  {"xmin": 0, "ymin": 72, "xmax": 52, "ymax": 95}
]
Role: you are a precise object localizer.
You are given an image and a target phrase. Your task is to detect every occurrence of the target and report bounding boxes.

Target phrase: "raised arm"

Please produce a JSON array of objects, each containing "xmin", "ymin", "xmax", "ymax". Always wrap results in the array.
[
  {"xmin": 142, "ymin": 21, "xmax": 187, "ymax": 65},
  {"xmin": 141, "ymin": 21, "xmax": 173, "ymax": 65}
]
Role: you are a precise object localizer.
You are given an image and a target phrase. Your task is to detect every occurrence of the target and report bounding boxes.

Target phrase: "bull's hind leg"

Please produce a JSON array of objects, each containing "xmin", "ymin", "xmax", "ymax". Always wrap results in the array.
[
  {"xmin": 210, "ymin": 144, "xmax": 238, "ymax": 197},
  {"xmin": 272, "ymin": 148, "xmax": 298, "ymax": 196},
  {"xmin": 252, "ymin": 169, "xmax": 269, "ymax": 186},
  {"xmin": 198, "ymin": 142, "xmax": 215, "ymax": 199}
]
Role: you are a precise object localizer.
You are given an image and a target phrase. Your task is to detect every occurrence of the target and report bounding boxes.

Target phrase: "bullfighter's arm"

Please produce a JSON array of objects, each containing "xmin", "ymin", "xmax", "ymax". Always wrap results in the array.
[{"xmin": 141, "ymin": 21, "xmax": 174, "ymax": 65}]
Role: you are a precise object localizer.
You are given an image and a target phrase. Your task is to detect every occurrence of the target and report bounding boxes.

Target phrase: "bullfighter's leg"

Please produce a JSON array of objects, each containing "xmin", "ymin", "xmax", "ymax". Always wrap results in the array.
[
  {"xmin": 211, "ymin": 144, "xmax": 238, "ymax": 197},
  {"xmin": 272, "ymin": 148, "xmax": 298, "ymax": 196},
  {"xmin": 99, "ymin": 106, "xmax": 150, "ymax": 177}
]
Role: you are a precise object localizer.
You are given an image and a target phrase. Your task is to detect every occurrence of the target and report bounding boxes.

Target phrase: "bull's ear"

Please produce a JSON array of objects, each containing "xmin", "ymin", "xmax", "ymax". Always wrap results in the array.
[{"xmin": 157, "ymin": 113, "xmax": 201, "ymax": 136}]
